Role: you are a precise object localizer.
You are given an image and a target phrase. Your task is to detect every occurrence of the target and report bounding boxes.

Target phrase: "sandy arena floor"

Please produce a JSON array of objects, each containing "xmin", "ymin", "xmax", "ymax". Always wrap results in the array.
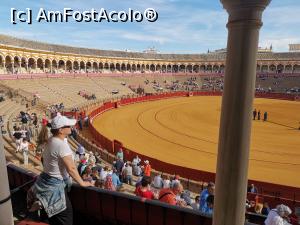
[{"xmin": 92, "ymin": 96, "xmax": 300, "ymax": 187}]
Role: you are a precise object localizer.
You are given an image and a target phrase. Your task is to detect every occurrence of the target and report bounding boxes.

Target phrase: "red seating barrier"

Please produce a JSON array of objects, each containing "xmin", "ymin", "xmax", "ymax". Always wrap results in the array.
[
  {"xmin": 6, "ymin": 164, "xmax": 277, "ymax": 225},
  {"xmin": 255, "ymin": 92, "xmax": 296, "ymax": 100},
  {"xmin": 17, "ymin": 219, "xmax": 49, "ymax": 225}
]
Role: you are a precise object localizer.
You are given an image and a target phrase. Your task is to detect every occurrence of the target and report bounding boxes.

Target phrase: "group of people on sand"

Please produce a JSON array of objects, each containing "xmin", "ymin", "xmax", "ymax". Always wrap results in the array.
[{"xmin": 253, "ymin": 108, "xmax": 268, "ymax": 121}]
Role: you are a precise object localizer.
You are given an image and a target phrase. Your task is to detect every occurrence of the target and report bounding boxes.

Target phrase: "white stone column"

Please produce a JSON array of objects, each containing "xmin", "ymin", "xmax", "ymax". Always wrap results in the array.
[
  {"xmin": 0, "ymin": 136, "xmax": 14, "ymax": 225},
  {"xmin": 259, "ymin": 63, "xmax": 262, "ymax": 73},
  {"xmin": 18, "ymin": 62, "xmax": 21, "ymax": 74},
  {"xmin": 34, "ymin": 62, "xmax": 37, "ymax": 73},
  {"xmin": 213, "ymin": 1, "xmax": 270, "ymax": 225}
]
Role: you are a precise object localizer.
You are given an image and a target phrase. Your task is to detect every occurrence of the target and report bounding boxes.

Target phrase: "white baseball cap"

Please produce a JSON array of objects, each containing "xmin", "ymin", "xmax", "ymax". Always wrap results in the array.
[{"xmin": 51, "ymin": 115, "xmax": 76, "ymax": 129}]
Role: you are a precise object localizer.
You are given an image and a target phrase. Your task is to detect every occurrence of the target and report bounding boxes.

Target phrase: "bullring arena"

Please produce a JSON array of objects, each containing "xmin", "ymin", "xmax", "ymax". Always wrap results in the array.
[
  {"xmin": 92, "ymin": 96, "xmax": 300, "ymax": 187},
  {"xmin": 0, "ymin": 34, "xmax": 300, "ymax": 224}
]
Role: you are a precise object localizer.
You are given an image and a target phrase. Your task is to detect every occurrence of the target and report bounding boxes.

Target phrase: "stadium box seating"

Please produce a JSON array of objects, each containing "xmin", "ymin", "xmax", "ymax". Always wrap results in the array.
[{"xmin": 7, "ymin": 142, "xmax": 276, "ymax": 225}]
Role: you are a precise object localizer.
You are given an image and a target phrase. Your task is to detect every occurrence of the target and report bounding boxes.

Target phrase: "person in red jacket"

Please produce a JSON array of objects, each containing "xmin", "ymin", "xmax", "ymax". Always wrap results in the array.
[
  {"xmin": 143, "ymin": 160, "xmax": 151, "ymax": 177},
  {"xmin": 158, "ymin": 182, "xmax": 186, "ymax": 207},
  {"xmin": 135, "ymin": 176, "xmax": 154, "ymax": 200},
  {"xmin": 42, "ymin": 115, "xmax": 48, "ymax": 126}
]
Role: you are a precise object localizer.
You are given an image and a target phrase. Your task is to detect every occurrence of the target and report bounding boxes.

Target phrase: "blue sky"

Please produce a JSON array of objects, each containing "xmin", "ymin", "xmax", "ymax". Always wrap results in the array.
[{"xmin": 0, "ymin": 0, "xmax": 299, "ymax": 54}]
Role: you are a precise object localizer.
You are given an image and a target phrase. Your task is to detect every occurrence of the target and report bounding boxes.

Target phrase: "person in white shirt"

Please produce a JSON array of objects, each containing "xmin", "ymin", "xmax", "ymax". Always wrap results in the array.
[
  {"xmin": 13, "ymin": 128, "xmax": 23, "ymax": 153},
  {"xmin": 133, "ymin": 164, "xmax": 142, "ymax": 176},
  {"xmin": 265, "ymin": 204, "xmax": 292, "ymax": 225},
  {"xmin": 29, "ymin": 114, "xmax": 93, "ymax": 224},
  {"xmin": 100, "ymin": 166, "xmax": 109, "ymax": 182},
  {"xmin": 74, "ymin": 145, "xmax": 85, "ymax": 164},
  {"xmin": 153, "ymin": 174, "xmax": 163, "ymax": 189},
  {"xmin": 88, "ymin": 151, "xmax": 96, "ymax": 165},
  {"xmin": 162, "ymin": 175, "xmax": 171, "ymax": 189},
  {"xmin": 132, "ymin": 155, "xmax": 141, "ymax": 166},
  {"xmin": 20, "ymin": 138, "xmax": 29, "ymax": 166},
  {"xmin": 191, "ymin": 196, "xmax": 200, "ymax": 210},
  {"xmin": 171, "ymin": 175, "xmax": 180, "ymax": 188}
]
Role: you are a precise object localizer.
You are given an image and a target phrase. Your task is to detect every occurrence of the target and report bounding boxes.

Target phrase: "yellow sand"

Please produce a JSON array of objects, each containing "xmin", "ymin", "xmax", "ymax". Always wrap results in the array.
[{"xmin": 92, "ymin": 96, "xmax": 300, "ymax": 187}]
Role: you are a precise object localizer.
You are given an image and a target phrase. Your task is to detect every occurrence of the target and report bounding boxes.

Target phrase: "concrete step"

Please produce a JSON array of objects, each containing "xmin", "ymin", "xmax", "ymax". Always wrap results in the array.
[{"xmin": 2, "ymin": 135, "xmax": 42, "ymax": 167}]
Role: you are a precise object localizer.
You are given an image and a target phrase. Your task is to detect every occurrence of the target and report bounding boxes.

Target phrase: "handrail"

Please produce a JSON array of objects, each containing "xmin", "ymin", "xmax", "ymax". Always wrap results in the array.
[{"xmin": 6, "ymin": 163, "xmax": 268, "ymax": 225}]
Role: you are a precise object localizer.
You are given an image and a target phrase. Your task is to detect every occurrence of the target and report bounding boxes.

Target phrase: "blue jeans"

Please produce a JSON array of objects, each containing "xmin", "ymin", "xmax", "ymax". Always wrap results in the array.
[{"xmin": 33, "ymin": 172, "xmax": 68, "ymax": 218}]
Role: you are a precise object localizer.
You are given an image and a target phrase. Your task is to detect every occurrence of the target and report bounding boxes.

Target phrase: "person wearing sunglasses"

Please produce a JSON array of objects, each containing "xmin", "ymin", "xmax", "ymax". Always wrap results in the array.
[{"xmin": 28, "ymin": 114, "xmax": 94, "ymax": 225}]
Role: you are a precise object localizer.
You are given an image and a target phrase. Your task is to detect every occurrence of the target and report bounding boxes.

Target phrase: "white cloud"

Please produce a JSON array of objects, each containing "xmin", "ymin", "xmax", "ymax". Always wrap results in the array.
[
  {"xmin": 263, "ymin": 5, "xmax": 300, "ymax": 27},
  {"xmin": 259, "ymin": 4, "xmax": 300, "ymax": 51},
  {"xmin": 0, "ymin": 0, "xmax": 299, "ymax": 53},
  {"xmin": 260, "ymin": 38, "xmax": 300, "ymax": 52},
  {"xmin": 121, "ymin": 32, "xmax": 169, "ymax": 44},
  {"xmin": 0, "ymin": 30, "xmax": 49, "ymax": 40}
]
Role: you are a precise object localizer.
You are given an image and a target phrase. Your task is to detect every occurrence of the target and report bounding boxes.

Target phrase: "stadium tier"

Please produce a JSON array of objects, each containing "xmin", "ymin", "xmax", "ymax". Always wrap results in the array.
[
  {"xmin": 0, "ymin": 35, "xmax": 300, "ymax": 225},
  {"xmin": 1, "ymin": 34, "xmax": 300, "ymax": 75}
]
